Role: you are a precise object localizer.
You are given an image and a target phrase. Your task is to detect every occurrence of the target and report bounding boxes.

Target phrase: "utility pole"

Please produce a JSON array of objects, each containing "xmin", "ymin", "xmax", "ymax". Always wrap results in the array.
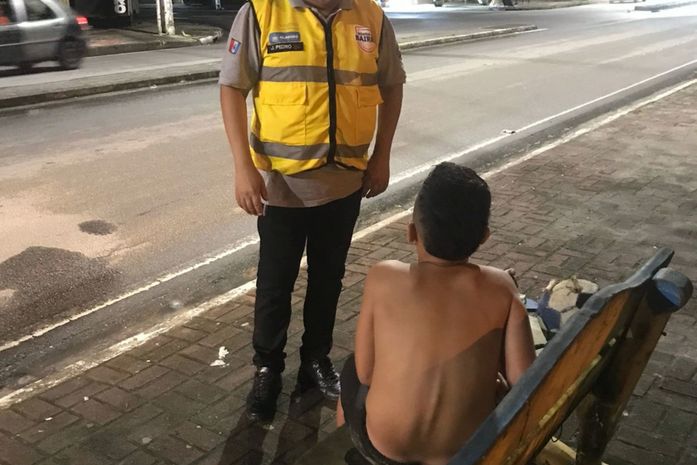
[{"xmin": 156, "ymin": 0, "xmax": 175, "ymax": 36}]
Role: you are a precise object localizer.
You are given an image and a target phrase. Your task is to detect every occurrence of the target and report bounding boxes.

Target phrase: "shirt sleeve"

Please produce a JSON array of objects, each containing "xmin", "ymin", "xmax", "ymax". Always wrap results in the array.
[
  {"xmin": 218, "ymin": 3, "xmax": 261, "ymax": 94},
  {"xmin": 377, "ymin": 16, "xmax": 406, "ymax": 87}
]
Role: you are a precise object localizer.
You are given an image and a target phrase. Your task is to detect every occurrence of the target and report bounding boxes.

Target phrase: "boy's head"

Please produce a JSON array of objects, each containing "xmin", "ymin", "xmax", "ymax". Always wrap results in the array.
[{"xmin": 411, "ymin": 163, "xmax": 491, "ymax": 261}]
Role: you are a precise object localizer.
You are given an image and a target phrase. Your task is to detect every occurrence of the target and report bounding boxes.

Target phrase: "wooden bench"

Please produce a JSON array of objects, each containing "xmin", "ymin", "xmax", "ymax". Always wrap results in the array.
[{"xmin": 294, "ymin": 247, "xmax": 693, "ymax": 465}]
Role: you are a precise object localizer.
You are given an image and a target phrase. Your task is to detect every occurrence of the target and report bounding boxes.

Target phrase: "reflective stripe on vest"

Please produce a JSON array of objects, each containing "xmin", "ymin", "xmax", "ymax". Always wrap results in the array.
[{"xmin": 250, "ymin": 0, "xmax": 384, "ymax": 176}]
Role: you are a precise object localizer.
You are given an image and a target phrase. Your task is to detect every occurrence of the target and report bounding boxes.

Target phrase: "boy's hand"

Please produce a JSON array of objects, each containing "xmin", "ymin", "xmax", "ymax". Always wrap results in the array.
[
  {"xmin": 336, "ymin": 398, "xmax": 345, "ymax": 427},
  {"xmin": 495, "ymin": 372, "xmax": 510, "ymax": 404},
  {"xmin": 505, "ymin": 268, "xmax": 518, "ymax": 288}
]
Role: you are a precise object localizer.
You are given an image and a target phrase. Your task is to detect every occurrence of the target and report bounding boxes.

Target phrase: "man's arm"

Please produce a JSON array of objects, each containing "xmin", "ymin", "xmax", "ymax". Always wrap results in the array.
[
  {"xmin": 220, "ymin": 86, "xmax": 267, "ymax": 216},
  {"xmin": 363, "ymin": 84, "xmax": 403, "ymax": 198},
  {"xmin": 362, "ymin": 17, "xmax": 406, "ymax": 199},
  {"xmin": 218, "ymin": 3, "xmax": 265, "ymax": 216}
]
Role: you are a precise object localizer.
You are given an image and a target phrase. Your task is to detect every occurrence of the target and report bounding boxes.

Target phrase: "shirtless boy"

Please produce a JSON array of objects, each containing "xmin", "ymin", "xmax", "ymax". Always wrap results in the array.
[{"xmin": 337, "ymin": 162, "xmax": 536, "ymax": 465}]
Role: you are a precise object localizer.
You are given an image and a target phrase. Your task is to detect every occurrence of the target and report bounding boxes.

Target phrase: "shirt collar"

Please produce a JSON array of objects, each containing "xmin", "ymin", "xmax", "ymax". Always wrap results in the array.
[{"xmin": 288, "ymin": 0, "xmax": 354, "ymax": 11}]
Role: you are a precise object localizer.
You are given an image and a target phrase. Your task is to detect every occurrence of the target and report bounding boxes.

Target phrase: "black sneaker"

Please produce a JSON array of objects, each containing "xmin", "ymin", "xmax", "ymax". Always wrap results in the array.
[
  {"xmin": 246, "ymin": 366, "xmax": 282, "ymax": 422},
  {"xmin": 298, "ymin": 357, "xmax": 341, "ymax": 401}
]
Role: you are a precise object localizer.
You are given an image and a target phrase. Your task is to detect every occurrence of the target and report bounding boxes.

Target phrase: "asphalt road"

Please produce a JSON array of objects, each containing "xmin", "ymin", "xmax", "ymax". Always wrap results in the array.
[{"xmin": 1, "ymin": 3, "xmax": 697, "ymax": 390}]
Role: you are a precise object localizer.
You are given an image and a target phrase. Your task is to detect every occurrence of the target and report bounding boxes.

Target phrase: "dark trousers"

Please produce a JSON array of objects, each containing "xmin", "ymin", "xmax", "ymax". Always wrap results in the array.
[
  {"xmin": 341, "ymin": 355, "xmax": 419, "ymax": 465},
  {"xmin": 252, "ymin": 190, "xmax": 362, "ymax": 372}
]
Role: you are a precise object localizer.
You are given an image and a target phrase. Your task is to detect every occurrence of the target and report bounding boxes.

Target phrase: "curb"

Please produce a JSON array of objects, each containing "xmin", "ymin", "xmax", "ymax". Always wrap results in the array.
[
  {"xmin": 399, "ymin": 25, "xmax": 537, "ymax": 50},
  {"xmin": 0, "ymin": 68, "xmax": 220, "ymax": 110},
  {"xmin": 87, "ymin": 39, "xmax": 197, "ymax": 57},
  {"xmin": 635, "ymin": 0, "xmax": 697, "ymax": 10},
  {"xmin": 0, "ymin": 25, "xmax": 536, "ymax": 110},
  {"xmin": 499, "ymin": 1, "xmax": 590, "ymax": 10},
  {"xmin": 198, "ymin": 31, "xmax": 222, "ymax": 45}
]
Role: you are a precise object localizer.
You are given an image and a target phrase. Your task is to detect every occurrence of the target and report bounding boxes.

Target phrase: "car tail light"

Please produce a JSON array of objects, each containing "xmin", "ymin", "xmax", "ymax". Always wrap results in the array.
[{"xmin": 76, "ymin": 16, "xmax": 89, "ymax": 30}]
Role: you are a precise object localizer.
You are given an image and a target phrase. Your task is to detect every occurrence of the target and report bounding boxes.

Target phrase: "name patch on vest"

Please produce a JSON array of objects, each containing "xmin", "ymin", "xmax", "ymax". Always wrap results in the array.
[
  {"xmin": 355, "ymin": 26, "xmax": 376, "ymax": 53},
  {"xmin": 267, "ymin": 42, "xmax": 304, "ymax": 53},
  {"xmin": 269, "ymin": 31, "xmax": 301, "ymax": 44}
]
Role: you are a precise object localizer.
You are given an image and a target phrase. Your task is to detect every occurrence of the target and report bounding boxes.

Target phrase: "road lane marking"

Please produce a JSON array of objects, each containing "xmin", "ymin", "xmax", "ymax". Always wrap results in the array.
[
  {"xmin": 406, "ymin": 28, "xmax": 659, "ymax": 84},
  {"xmin": 598, "ymin": 36, "xmax": 697, "ymax": 65},
  {"xmin": 1, "ymin": 76, "xmax": 694, "ymax": 409}
]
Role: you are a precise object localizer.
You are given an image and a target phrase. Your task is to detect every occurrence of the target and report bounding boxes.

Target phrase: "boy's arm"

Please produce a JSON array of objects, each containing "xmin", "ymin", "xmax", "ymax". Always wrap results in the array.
[
  {"xmin": 337, "ymin": 267, "xmax": 379, "ymax": 427},
  {"xmin": 355, "ymin": 267, "xmax": 378, "ymax": 386},
  {"xmin": 503, "ymin": 277, "xmax": 536, "ymax": 385}
]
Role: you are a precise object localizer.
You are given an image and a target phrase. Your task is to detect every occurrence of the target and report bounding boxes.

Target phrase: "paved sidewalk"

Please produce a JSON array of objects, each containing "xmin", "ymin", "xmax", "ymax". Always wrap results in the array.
[{"xmin": 1, "ymin": 81, "xmax": 696, "ymax": 465}]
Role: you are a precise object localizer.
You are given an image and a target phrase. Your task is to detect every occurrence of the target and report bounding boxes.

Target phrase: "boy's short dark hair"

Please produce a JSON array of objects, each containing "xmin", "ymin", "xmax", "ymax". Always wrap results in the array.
[{"xmin": 414, "ymin": 162, "xmax": 491, "ymax": 261}]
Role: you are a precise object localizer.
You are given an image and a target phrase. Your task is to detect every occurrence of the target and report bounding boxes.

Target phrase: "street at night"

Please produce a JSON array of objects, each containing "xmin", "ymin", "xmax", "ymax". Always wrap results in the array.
[{"xmin": 0, "ymin": 2, "xmax": 696, "ymax": 465}]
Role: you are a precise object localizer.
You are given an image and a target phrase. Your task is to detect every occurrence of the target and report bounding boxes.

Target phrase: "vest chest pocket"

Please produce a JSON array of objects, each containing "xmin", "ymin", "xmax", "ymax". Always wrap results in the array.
[
  {"xmin": 355, "ymin": 86, "xmax": 383, "ymax": 145},
  {"xmin": 257, "ymin": 82, "xmax": 308, "ymax": 146}
]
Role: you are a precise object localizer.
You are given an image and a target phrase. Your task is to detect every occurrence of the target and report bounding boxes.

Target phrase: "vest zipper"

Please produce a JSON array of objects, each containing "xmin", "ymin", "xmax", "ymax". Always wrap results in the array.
[{"xmin": 321, "ymin": 15, "xmax": 337, "ymax": 164}]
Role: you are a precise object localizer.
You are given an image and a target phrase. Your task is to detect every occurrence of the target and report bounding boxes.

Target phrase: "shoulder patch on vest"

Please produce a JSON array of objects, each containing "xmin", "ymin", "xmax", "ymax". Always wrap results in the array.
[
  {"xmin": 354, "ymin": 26, "xmax": 376, "ymax": 53},
  {"xmin": 228, "ymin": 38, "xmax": 242, "ymax": 54}
]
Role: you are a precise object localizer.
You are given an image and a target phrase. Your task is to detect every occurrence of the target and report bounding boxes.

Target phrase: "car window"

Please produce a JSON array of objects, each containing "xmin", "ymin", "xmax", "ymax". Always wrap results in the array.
[
  {"xmin": 0, "ymin": 0, "xmax": 17, "ymax": 24},
  {"xmin": 24, "ymin": 0, "xmax": 56, "ymax": 21}
]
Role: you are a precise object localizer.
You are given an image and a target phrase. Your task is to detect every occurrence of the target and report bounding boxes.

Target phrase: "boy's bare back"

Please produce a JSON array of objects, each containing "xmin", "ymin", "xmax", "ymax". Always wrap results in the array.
[{"xmin": 354, "ymin": 260, "xmax": 534, "ymax": 465}]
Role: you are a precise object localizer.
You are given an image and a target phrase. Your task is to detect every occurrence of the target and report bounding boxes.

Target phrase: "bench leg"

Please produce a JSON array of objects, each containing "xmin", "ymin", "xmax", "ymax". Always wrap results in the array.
[{"xmin": 576, "ymin": 269, "xmax": 690, "ymax": 465}]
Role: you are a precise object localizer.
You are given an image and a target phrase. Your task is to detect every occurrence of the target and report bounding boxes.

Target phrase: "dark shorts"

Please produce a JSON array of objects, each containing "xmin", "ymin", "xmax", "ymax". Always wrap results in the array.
[{"xmin": 340, "ymin": 355, "xmax": 420, "ymax": 465}]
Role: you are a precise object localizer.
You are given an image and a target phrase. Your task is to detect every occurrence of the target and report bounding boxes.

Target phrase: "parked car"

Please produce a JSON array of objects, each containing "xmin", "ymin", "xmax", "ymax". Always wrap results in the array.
[{"xmin": 0, "ymin": 0, "xmax": 88, "ymax": 70}]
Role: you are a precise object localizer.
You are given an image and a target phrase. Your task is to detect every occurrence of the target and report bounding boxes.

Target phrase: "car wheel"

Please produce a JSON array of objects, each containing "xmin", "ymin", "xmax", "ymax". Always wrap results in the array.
[{"xmin": 58, "ymin": 38, "xmax": 86, "ymax": 70}]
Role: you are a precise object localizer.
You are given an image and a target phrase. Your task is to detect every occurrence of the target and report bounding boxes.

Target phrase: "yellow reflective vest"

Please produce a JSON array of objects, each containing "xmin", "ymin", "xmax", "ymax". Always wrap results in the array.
[{"xmin": 249, "ymin": 0, "xmax": 384, "ymax": 175}]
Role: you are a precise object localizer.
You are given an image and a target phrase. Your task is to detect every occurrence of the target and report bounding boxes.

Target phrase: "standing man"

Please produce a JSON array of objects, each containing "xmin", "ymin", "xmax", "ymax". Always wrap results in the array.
[{"xmin": 220, "ymin": 0, "xmax": 405, "ymax": 421}]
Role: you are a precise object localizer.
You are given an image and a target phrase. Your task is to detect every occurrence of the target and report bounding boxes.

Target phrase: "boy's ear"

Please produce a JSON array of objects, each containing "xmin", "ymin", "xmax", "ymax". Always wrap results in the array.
[
  {"xmin": 481, "ymin": 227, "xmax": 491, "ymax": 245},
  {"xmin": 407, "ymin": 222, "xmax": 418, "ymax": 244}
]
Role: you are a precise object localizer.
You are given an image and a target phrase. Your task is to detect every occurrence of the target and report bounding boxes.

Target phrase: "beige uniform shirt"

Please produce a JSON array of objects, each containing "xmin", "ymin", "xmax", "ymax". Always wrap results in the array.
[{"xmin": 219, "ymin": 0, "xmax": 406, "ymax": 207}]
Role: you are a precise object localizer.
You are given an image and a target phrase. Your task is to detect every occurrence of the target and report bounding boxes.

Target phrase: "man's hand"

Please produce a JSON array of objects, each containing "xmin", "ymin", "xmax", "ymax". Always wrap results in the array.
[
  {"xmin": 362, "ymin": 154, "xmax": 390, "ymax": 198},
  {"xmin": 235, "ymin": 165, "xmax": 268, "ymax": 216}
]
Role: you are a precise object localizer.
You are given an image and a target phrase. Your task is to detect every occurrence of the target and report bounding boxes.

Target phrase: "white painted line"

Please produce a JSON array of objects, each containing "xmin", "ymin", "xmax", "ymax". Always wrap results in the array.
[
  {"xmin": 2, "ymin": 77, "xmax": 694, "ymax": 409},
  {"xmin": 390, "ymin": 57, "xmax": 697, "ymax": 186},
  {"xmin": 482, "ymin": 77, "xmax": 697, "ymax": 179},
  {"xmin": 514, "ymin": 57, "xmax": 697, "ymax": 133},
  {"xmin": 3, "ymin": 58, "xmax": 696, "ymax": 355}
]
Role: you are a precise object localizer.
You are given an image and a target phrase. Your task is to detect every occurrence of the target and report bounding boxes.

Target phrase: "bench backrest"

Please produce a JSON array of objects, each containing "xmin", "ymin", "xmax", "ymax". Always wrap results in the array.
[{"xmin": 448, "ymin": 247, "xmax": 693, "ymax": 465}]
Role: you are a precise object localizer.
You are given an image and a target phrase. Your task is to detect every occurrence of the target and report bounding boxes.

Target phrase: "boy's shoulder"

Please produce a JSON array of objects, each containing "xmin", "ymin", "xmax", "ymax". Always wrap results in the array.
[
  {"xmin": 365, "ymin": 260, "xmax": 410, "ymax": 286},
  {"xmin": 477, "ymin": 264, "xmax": 519, "ymax": 292},
  {"xmin": 371, "ymin": 259, "xmax": 410, "ymax": 272}
]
